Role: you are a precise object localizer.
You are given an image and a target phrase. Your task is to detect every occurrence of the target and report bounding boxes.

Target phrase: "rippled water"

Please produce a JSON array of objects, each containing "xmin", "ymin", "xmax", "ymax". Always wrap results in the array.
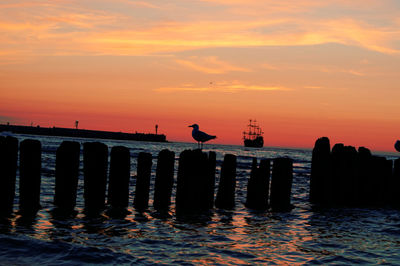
[{"xmin": 1, "ymin": 134, "xmax": 400, "ymax": 265}]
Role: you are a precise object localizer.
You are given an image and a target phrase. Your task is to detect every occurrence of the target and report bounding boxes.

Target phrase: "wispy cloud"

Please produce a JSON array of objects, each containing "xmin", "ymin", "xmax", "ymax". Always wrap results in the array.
[
  {"xmin": 303, "ymin": 85, "xmax": 323, "ymax": 89},
  {"xmin": 320, "ymin": 66, "xmax": 366, "ymax": 76},
  {"xmin": 112, "ymin": 0, "xmax": 161, "ymax": 9},
  {"xmin": 175, "ymin": 56, "xmax": 250, "ymax": 74},
  {"xmin": 38, "ymin": 13, "xmax": 118, "ymax": 29},
  {"xmin": 155, "ymin": 81, "xmax": 291, "ymax": 93},
  {"xmin": 347, "ymin": 70, "xmax": 365, "ymax": 76},
  {"xmin": 82, "ymin": 18, "xmax": 399, "ymax": 56},
  {"xmin": 260, "ymin": 63, "xmax": 279, "ymax": 70}
]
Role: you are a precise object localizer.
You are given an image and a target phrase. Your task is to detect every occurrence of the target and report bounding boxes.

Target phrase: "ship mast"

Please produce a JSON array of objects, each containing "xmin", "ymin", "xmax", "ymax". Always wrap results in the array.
[
  {"xmin": 253, "ymin": 120, "xmax": 257, "ymax": 138},
  {"xmin": 244, "ymin": 119, "xmax": 263, "ymax": 140},
  {"xmin": 249, "ymin": 119, "xmax": 253, "ymax": 137}
]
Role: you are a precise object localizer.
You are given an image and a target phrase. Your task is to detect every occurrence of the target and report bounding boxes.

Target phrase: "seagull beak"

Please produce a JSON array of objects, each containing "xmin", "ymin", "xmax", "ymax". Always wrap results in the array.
[{"xmin": 188, "ymin": 125, "xmax": 193, "ymax": 128}]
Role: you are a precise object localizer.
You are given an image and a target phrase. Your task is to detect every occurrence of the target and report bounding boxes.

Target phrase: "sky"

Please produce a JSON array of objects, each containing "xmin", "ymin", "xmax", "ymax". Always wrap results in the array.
[{"xmin": 1, "ymin": 0, "xmax": 400, "ymax": 151}]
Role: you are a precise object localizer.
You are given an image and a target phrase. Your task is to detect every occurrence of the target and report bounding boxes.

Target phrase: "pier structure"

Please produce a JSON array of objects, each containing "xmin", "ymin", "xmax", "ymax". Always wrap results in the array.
[
  {"xmin": 0, "ymin": 138, "xmax": 294, "ymax": 217},
  {"xmin": 0, "ymin": 124, "xmax": 167, "ymax": 143}
]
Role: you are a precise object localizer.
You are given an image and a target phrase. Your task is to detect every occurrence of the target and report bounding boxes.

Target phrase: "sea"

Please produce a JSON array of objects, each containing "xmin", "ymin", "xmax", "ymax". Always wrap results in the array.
[{"xmin": 1, "ymin": 134, "xmax": 400, "ymax": 265}]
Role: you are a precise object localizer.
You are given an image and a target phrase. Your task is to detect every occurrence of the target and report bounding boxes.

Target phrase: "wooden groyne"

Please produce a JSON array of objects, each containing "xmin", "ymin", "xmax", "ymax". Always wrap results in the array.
[
  {"xmin": 310, "ymin": 137, "xmax": 399, "ymax": 208},
  {"xmin": 0, "ymin": 124, "xmax": 167, "ymax": 143},
  {"xmin": 0, "ymin": 137, "xmax": 294, "ymax": 217}
]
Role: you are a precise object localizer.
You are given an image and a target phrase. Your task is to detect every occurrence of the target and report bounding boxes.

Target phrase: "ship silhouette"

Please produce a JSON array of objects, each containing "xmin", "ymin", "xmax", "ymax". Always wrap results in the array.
[{"xmin": 243, "ymin": 119, "xmax": 264, "ymax": 148}]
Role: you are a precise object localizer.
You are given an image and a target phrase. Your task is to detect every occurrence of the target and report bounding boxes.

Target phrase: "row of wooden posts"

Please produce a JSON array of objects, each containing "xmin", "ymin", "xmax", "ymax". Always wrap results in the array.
[
  {"xmin": 310, "ymin": 137, "xmax": 400, "ymax": 208},
  {"xmin": 0, "ymin": 136, "xmax": 294, "ymax": 217}
]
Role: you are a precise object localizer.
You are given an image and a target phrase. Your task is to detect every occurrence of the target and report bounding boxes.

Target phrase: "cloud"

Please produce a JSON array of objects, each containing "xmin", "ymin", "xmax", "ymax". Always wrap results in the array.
[
  {"xmin": 319, "ymin": 66, "xmax": 366, "ymax": 76},
  {"xmin": 83, "ymin": 17, "xmax": 399, "ymax": 56},
  {"xmin": 303, "ymin": 86, "xmax": 323, "ymax": 89},
  {"xmin": 155, "ymin": 81, "xmax": 291, "ymax": 93},
  {"xmin": 39, "ymin": 13, "xmax": 118, "ymax": 29},
  {"xmin": 175, "ymin": 56, "xmax": 250, "ymax": 74},
  {"xmin": 198, "ymin": 0, "xmax": 388, "ymax": 9},
  {"xmin": 52, "ymin": 18, "xmax": 400, "ymax": 55},
  {"xmin": 115, "ymin": 0, "xmax": 162, "ymax": 9},
  {"xmin": 347, "ymin": 70, "xmax": 365, "ymax": 76},
  {"xmin": 260, "ymin": 63, "xmax": 279, "ymax": 70},
  {"xmin": 0, "ymin": 1, "xmax": 399, "ymax": 57}
]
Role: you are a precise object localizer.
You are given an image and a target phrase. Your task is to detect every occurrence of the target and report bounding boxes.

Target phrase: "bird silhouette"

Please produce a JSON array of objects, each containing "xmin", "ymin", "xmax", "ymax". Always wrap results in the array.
[{"xmin": 189, "ymin": 124, "xmax": 216, "ymax": 149}]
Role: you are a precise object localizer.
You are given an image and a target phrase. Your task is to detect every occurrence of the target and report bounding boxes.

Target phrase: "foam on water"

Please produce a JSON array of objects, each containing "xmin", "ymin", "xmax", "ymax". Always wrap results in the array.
[{"xmin": 1, "ymin": 135, "xmax": 400, "ymax": 265}]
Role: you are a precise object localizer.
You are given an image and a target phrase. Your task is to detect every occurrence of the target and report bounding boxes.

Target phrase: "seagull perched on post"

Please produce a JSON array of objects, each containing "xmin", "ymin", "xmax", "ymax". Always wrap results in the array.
[{"xmin": 189, "ymin": 124, "xmax": 216, "ymax": 149}]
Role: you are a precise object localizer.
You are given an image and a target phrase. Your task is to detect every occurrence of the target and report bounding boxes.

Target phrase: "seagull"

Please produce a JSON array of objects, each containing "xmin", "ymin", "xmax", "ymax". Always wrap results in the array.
[{"xmin": 189, "ymin": 124, "xmax": 216, "ymax": 149}]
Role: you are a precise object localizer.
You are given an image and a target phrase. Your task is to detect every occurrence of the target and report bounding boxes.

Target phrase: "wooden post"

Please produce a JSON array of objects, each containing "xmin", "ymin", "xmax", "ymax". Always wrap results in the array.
[
  {"xmin": 331, "ymin": 144, "xmax": 358, "ymax": 206},
  {"xmin": 0, "ymin": 136, "xmax": 18, "ymax": 216},
  {"xmin": 206, "ymin": 151, "xmax": 217, "ymax": 209},
  {"xmin": 107, "ymin": 146, "xmax": 131, "ymax": 209},
  {"xmin": 54, "ymin": 141, "xmax": 80, "ymax": 212},
  {"xmin": 175, "ymin": 150, "xmax": 191, "ymax": 213},
  {"xmin": 331, "ymin": 144, "xmax": 344, "ymax": 205},
  {"xmin": 370, "ymin": 156, "xmax": 389, "ymax": 207},
  {"xmin": 187, "ymin": 149, "xmax": 206, "ymax": 212},
  {"xmin": 194, "ymin": 150, "xmax": 213, "ymax": 211},
  {"xmin": 134, "ymin": 152, "xmax": 152, "ymax": 211},
  {"xmin": 175, "ymin": 149, "xmax": 216, "ymax": 213},
  {"xmin": 153, "ymin": 149, "xmax": 175, "ymax": 211},
  {"xmin": 392, "ymin": 159, "xmax": 400, "ymax": 208},
  {"xmin": 246, "ymin": 158, "xmax": 270, "ymax": 210},
  {"xmin": 270, "ymin": 157, "xmax": 293, "ymax": 211},
  {"xmin": 369, "ymin": 156, "xmax": 380, "ymax": 206},
  {"xmin": 175, "ymin": 149, "xmax": 199, "ymax": 213},
  {"xmin": 383, "ymin": 159, "xmax": 393, "ymax": 206},
  {"xmin": 83, "ymin": 142, "xmax": 108, "ymax": 213},
  {"xmin": 215, "ymin": 154, "xmax": 237, "ymax": 209},
  {"xmin": 246, "ymin": 158, "xmax": 258, "ymax": 209},
  {"xmin": 356, "ymin": 147, "xmax": 372, "ymax": 206},
  {"xmin": 342, "ymin": 146, "xmax": 358, "ymax": 206},
  {"xmin": 19, "ymin": 139, "xmax": 42, "ymax": 215},
  {"xmin": 309, "ymin": 137, "xmax": 331, "ymax": 205}
]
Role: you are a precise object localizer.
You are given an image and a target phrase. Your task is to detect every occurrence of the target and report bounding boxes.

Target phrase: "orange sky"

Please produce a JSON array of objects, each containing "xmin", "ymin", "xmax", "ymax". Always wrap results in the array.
[{"xmin": 1, "ymin": 0, "xmax": 400, "ymax": 151}]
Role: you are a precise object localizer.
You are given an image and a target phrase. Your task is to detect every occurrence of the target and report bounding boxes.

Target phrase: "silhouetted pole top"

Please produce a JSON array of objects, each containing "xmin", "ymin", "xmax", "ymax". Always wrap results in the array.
[{"xmin": 395, "ymin": 140, "xmax": 400, "ymax": 152}]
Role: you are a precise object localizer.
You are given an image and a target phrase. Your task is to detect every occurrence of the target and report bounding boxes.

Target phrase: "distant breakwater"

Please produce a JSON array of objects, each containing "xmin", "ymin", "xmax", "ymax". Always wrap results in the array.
[
  {"xmin": 0, "ymin": 136, "xmax": 293, "ymax": 218},
  {"xmin": 0, "ymin": 124, "xmax": 167, "ymax": 143}
]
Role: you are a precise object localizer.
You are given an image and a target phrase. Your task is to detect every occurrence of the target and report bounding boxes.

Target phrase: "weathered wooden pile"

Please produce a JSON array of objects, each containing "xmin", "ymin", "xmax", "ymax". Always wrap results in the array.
[
  {"xmin": 310, "ymin": 137, "xmax": 400, "ymax": 207},
  {"xmin": 0, "ymin": 136, "xmax": 294, "ymax": 218}
]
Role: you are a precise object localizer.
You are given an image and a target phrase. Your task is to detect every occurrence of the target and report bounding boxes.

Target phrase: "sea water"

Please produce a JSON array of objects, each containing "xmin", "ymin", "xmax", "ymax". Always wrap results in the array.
[{"xmin": 1, "ymin": 134, "xmax": 400, "ymax": 265}]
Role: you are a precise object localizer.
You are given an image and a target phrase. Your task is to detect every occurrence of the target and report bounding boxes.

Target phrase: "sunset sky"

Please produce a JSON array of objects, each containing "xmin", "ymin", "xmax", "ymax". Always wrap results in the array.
[{"xmin": 1, "ymin": 0, "xmax": 400, "ymax": 151}]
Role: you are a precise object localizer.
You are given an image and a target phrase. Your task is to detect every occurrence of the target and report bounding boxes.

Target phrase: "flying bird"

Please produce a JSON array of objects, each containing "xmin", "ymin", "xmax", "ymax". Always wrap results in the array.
[{"xmin": 189, "ymin": 124, "xmax": 216, "ymax": 149}]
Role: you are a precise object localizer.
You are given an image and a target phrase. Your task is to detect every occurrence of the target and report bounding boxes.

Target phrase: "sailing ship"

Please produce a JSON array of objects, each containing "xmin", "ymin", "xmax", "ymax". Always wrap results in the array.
[{"xmin": 243, "ymin": 119, "xmax": 264, "ymax": 148}]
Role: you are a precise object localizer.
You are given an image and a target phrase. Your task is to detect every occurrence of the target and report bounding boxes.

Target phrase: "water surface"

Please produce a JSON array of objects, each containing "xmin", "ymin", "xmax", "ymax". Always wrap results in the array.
[{"xmin": 1, "ymin": 135, "xmax": 400, "ymax": 265}]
